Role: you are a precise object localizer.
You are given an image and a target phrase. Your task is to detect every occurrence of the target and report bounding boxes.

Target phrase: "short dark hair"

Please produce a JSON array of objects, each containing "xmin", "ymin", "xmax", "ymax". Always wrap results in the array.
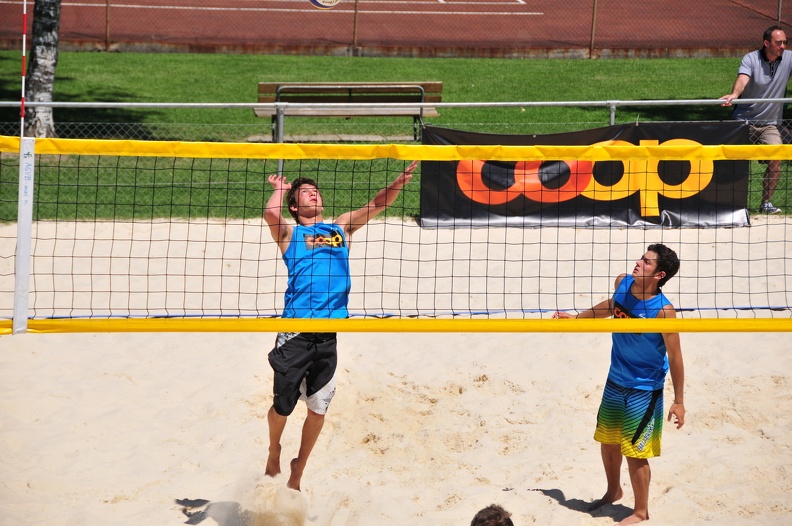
[
  {"xmin": 647, "ymin": 243, "xmax": 679, "ymax": 289},
  {"xmin": 763, "ymin": 25, "xmax": 784, "ymax": 43},
  {"xmin": 285, "ymin": 177, "xmax": 319, "ymax": 223},
  {"xmin": 470, "ymin": 504, "xmax": 514, "ymax": 526}
]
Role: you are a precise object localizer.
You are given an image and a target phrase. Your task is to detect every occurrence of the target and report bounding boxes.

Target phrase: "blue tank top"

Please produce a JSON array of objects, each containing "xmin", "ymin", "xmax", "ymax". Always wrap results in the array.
[
  {"xmin": 608, "ymin": 275, "xmax": 672, "ymax": 390},
  {"xmin": 282, "ymin": 222, "xmax": 351, "ymax": 319}
]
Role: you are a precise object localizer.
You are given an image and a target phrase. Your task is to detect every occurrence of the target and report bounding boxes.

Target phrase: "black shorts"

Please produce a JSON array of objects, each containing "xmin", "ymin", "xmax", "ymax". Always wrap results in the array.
[{"xmin": 268, "ymin": 332, "xmax": 338, "ymax": 416}]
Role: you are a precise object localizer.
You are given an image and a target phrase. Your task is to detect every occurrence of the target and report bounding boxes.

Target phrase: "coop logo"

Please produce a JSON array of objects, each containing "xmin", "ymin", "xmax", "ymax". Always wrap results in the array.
[
  {"xmin": 612, "ymin": 303, "xmax": 635, "ymax": 319},
  {"xmin": 456, "ymin": 139, "xmax": 714, "ymax": 217},
  {"xmin": 304, "ymin": 229, "xmax": 345, "ymax": 249}
]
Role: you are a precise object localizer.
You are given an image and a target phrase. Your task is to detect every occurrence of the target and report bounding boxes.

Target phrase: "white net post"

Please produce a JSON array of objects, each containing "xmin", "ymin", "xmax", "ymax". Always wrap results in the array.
[{"xmin": 13, "ymin": 137, "xmax": 35, "ymax": 334}]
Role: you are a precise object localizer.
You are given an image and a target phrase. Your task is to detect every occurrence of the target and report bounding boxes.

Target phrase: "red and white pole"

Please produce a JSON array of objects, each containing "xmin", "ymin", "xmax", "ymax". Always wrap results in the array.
[{"xmin": 20, "ymin": 0, "xmax": 27, "ymax": 135}]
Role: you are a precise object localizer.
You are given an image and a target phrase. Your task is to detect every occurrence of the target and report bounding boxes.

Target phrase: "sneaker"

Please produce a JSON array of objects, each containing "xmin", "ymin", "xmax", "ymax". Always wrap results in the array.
[{"xmin": 759, "ymin": 201, "xmax": 782, "ymax": 214}]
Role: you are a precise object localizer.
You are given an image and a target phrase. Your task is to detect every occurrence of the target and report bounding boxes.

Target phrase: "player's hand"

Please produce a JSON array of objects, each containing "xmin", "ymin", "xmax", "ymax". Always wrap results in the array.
[
  {"xmin": 553, "ymin": 311, "xmax": 574, "ymax": 319},
  {"xmin": 667, "ymin": 402, "xmax": 685, "ymax": 429},
  {"xmin": 395, "ymin": 160, "xmax": 419, "ymax": 186},
  {"xmin": 268, "ymin": 174, "xmax": 291, "ymax": 191}
]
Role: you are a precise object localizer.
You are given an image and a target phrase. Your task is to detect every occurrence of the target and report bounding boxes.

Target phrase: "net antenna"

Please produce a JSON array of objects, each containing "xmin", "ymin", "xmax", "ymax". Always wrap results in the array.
[{"xmin": 13, "ymin": 0, "xmax": 35, "ymax": 333}]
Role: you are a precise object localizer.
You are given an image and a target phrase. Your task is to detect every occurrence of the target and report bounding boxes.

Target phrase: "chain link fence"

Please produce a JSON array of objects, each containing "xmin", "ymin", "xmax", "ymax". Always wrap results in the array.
[
  {"xmin": 0, "ymin": 1, "xmax": 790, "ymax": 58},
  {"xmin": 0, "ymin": 119, "xmax": 612, "ymax": 143}
]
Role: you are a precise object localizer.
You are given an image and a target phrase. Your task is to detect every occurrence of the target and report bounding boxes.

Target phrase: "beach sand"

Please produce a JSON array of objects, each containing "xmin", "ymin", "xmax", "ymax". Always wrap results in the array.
[{"xmin": 0, "ymin": 329, "xmax": 790, "ymax": 525}]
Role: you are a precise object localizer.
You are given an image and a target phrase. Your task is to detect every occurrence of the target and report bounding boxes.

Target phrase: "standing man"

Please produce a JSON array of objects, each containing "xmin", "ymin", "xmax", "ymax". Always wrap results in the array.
[
  {"xmin": 262, "ymin": 160, "xmax": 417, "ymax": 491},
  {"xmin": 554, "ymin": 244, "xmax": 685, "ymax": 525},
  {"xmin": 721, "ymin": 25, "xmax": 792, "ymax": 214}
]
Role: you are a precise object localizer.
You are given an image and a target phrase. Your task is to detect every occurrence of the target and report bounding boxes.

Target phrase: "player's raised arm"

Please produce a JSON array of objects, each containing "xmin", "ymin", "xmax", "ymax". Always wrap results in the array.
[
  {"xmin": 337, "ymin": 160, "xmax": 418, "ymax": 236},
  {"xmin": 264, "ymin": 174, "xmax": 293, "ymax": 253}
]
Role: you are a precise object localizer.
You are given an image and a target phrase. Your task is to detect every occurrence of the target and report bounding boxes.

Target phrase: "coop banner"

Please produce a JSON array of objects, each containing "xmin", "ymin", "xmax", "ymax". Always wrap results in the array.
[{"xmin": 420, "ymin": 122, "xmax": 750, "ymax": 228}]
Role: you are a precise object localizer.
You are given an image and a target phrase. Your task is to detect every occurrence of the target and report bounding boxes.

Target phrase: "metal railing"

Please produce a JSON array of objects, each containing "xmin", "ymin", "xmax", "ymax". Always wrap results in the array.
[{"xmin": 1, "ymin": 98, "xmax": 788, "ymax": 143}]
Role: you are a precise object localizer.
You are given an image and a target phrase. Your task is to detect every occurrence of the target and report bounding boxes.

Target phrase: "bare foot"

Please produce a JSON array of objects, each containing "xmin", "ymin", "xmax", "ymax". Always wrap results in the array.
[
  {"xmin": 287, "ymin": 458, "xmax": 304, "ymax": 491},
  {"xmin": 587, "ymin": 488, "xmax": 624, "ymax": 511},
  {"xmin": 265, "ymin": 444, "xmax": 281, "ymax": 477},
  {"xmin": 617, "ymin": 512, "xmax": 648, "ymax": 525}
]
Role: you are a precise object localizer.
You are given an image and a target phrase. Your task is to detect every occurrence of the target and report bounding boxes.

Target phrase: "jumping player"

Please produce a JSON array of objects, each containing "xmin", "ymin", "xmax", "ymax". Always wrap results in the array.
[{"xmin": 263, "ymin": 160, "xmax": 417, "ymax": 491}]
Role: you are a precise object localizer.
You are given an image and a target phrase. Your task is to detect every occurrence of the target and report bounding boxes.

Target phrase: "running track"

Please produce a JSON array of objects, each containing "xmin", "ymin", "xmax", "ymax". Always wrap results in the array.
[{"xmin": 0, "ymin": 0, "xmax": 790, "ymax": 57}]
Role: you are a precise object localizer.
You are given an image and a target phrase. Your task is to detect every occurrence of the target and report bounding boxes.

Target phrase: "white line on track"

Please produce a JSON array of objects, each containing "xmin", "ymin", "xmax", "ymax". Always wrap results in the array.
[
  {"xmin": 1, "ymin": 0, "xmax": 542, "ymax": 15},
  {"xmin": 10, "ymin": 2, "xmax": 543, "ymax": 15}
]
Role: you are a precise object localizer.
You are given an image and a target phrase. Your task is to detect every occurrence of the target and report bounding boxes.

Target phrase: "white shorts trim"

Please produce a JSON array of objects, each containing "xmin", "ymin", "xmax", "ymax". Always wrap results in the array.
[{"xmin": 300, "ymin": 370, "xmax": 336, "ymax": 415}]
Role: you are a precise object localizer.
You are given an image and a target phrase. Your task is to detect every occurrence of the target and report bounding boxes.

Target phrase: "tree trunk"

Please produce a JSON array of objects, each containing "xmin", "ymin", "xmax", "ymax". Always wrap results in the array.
[{"xmin": 24, "ymin": 0, "xmax": 62, "ymax": 138}]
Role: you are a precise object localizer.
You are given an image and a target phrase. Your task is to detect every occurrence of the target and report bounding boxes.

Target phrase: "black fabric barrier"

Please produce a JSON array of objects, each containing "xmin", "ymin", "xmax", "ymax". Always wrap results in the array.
[{"xmin": 420, "ymin": 122, "xmax": 750, "ymax": 228}]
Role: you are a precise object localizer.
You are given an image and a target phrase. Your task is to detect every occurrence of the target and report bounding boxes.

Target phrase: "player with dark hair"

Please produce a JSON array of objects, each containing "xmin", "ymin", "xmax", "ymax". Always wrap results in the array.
[
  {"xmin": 262, "ymin": 161, "xmax": 417, "ymax": 491},
  {"xmin": 554, "ymin": 243, "xmax": 685, "ymax": 525},
  {"xmin": 470, "ymin": 504, "xmax": 514, "ymax": 526}
]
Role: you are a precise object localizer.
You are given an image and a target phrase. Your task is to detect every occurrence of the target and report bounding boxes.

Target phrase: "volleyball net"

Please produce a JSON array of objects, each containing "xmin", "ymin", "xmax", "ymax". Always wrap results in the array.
[{"xmin": 1, "ymin": 134, "xmax": 791, "ymax": 334}]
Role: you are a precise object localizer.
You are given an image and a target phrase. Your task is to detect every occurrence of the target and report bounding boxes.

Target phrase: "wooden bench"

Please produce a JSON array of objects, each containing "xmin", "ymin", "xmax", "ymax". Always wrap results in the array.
[{"xmin": 254, "ymin": 81, "xmax": 442, "ymax": 141}]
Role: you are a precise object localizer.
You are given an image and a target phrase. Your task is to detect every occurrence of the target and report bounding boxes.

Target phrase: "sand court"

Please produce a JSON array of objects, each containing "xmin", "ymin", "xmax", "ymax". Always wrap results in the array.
[
  {"xmin": 1, "ymin": 218, "xmax": 791, "ymax": 524},
  {"xmin": 0, "ymin": 328, "xmax": 789, "ymax": 525}
]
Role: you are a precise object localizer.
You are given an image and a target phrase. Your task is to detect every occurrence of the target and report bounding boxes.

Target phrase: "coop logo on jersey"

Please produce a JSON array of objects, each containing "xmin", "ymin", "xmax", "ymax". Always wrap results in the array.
[
  {"xmin": 612, "ymin": 302, "xmax": 637, "ymax": 319},
  {"xmin": 304, "ymin": 229, "xmax": 345, "ymax": 249},
  {"xmin": 456, "ymin": 139, "xmax": 713, "ymax": 218}
]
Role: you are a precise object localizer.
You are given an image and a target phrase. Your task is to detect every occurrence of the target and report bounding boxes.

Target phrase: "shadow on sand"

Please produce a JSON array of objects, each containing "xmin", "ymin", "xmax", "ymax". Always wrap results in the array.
[
  {"xmin": 176, "ymin": 487, "xmax": 307, "ymax": 526},
  {"xmin": 531, "ymin": 487, "xmax": 634, "ymax": 523}
]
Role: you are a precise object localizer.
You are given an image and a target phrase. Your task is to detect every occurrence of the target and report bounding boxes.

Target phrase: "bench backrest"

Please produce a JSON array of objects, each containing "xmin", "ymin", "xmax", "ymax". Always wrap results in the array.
[{"xmin": 257, "ymin": 82, "xmax": 443, "ymax": 105}]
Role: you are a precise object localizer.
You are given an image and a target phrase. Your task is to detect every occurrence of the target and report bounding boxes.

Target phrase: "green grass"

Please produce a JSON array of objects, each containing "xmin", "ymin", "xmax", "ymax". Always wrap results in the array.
[
  {"xmin": 0, "ymin": 52, "xmax": 785, "ymax": 219},
  {"xmin": 0, "ymin": 51, "xmax": 740, "ymax": 127},
  {"xmin": 27, "ymin": 156, "xmax": 266, "ymax": 220},
  {"xmin": 0, "ymin": 154, "xmax": 417, "ymax": 220}
]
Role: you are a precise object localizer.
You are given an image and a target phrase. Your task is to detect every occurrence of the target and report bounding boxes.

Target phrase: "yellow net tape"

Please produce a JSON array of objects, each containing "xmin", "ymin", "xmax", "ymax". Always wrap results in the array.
[{"xmin": 4, "ymin": 135, "xmax": 792, "ymax": 161}]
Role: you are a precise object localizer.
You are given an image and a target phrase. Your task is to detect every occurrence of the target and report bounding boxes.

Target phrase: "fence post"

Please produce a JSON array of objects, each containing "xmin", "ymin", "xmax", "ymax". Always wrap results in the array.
[
  {"xmin": 353, "ymin": 0, "xmax": 360, "ymax": 56},
  {"xmin": 589, "ymin": 0, "xmax": 598, "ymax": 58},
  {"xmin": 13, "ymin": 137, "xmax": 35, "ymax": 334},
  {"xmin": 105, "ymin": 0, "xmax": 111, "ymax": 51}
]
